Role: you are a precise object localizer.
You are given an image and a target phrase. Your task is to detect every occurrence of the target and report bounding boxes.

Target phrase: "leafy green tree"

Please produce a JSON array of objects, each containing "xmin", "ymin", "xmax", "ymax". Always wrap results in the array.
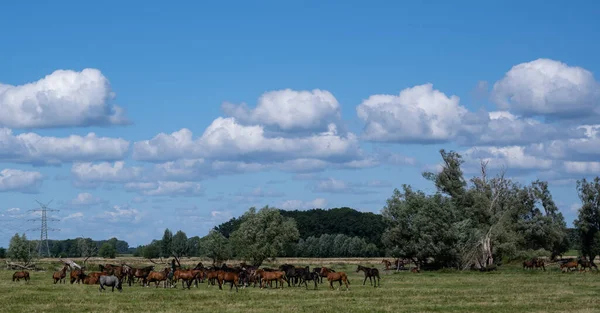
[
  {"xmin": 7, "ymin": 233, "xmax": 34, "ymax": 264},
  {"xmin": 142, "ymin": 240, "xmax": 161, "ymax": 260},
  {"xmin": 201, "ymin": 230, "xmax": 232, "ymax": 265},
  {"xmin": 0, "ymin": 247, "xmax": 6, "ymax": 258},
  {"xmin": 99, "ymin": 243, "xmax": 116, "ymax": 258},
  {"xmin": 574, "ymin": 177, "xmax": 600, "ymax": 262},
  {"xmin": 172, "ymin": 230, "xmax": 189, "ymax": 258},
  {"xmin": 382, "ymin": 185, "xmax": 460, "ymax": 268},
  {"xmin": 161, "ymin": 229, "xmax": 173, "ymax": 258},
  {"xmin": 230, "ymin": 206, "xmax": 299, "ymax": 266}
]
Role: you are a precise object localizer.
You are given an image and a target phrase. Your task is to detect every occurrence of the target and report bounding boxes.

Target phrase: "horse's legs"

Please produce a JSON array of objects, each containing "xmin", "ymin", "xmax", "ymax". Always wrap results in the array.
[{"xmin": 363, "ymin": 275, "xmax": 367, "ymax": 285}]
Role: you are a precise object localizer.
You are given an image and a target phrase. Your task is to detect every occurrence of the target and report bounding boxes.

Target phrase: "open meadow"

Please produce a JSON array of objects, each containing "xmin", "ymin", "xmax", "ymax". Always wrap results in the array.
[{"xmin": 1, "ymin": 258, "xmax": 599, "ymax": 313}]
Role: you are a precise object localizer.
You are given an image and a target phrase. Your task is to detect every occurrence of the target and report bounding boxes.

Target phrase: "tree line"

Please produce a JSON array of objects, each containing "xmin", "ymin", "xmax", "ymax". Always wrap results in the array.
[{"xmin": 4, "ymin": 150, "xmax": 600, "ymax": 269}]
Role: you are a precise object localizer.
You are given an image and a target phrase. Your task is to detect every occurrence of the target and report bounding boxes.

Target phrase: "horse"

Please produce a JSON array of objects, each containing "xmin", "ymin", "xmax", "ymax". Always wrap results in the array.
[
  {"xmin": 320, "ymin": 267, "xmax": 350, "ymax": 290},
  {"xmin": 298, "ymin": 266, "xmax": 319, "ymax": 289},
  {"xmin": 217, "ymin": 271, "xmax": 244, "ymax": 292},
  {"xmin": 356, "ymin": 265, "xmax": 380, "ymax": 287},
  {"xmin": 259, "ymin": 270, "xmax": 287, "ymax": 289},
  {"xmin": 313, "ymin": 267, "xmax": 335, "ymax": 283},
  {"xmin": 53, "ymin": 264, "xmax": 69, "ymax": 284},
  {"xmin": 133, "ymin": 265, "xmax": 154, "ymax": 286},
  {"xmin": 99, "ymin": 275, "xmax": 123, "ymax": 292},
  {"xmin": 172, "ymin": 268, "xmax": 198, "ymax": 289},
  {"xmin": 70, "ymin": 268, "xmax": 86, "ymax": 284},
  {"xmin": 577, "ymin": 258, "xmax": 598, "ymax": 271},
  {"xmin": 522, "ymin": 260, "xmax": 534, "ymax": 270},
  {"xmin": 560, "ymin": 260, "xmax": 578, "ymax": 272},
  {"xmin": 381, "ymin": 259, "xmax": 392, "ymax": 271},
  {"xmin": 146, "ymin": 268, "xmax": 171, "ymax": 288},
  {"xmin": 13, "ymin": 271, "xmax": 30, "ymax": 282},
  {"xmin": 532, "ymin": 258, "xmax": 546, "ymax": 271}
]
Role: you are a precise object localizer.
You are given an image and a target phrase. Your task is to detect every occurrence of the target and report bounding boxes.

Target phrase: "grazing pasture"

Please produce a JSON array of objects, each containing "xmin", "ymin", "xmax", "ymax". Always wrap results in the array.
[{"xmin": 0, "ymin": 258, "xmax": 599, "ymax": 313}]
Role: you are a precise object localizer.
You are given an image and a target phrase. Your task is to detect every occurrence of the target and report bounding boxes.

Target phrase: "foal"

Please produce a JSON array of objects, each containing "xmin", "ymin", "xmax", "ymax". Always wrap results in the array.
[{"xmin": 320, "ymin": 267, "xmax": 350, "ymax": 291}]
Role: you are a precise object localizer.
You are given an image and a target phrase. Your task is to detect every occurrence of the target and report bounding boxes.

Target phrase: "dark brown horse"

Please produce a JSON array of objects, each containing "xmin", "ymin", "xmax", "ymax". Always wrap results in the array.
[
  {"xmin": 70, "ymin": 268, "xmax": 85, "ymax": 284},
  {"xmin": 533, "ymin": 258, "xmax": 546, "ymax": 271},
  {"xmin": 133, "ymin": 265, "xmax": 154, "ymax": 286},
  {"xmin": 523, "ymin": 260, "xmax": 534, "ymax": 270},
  {"xmin": 13, "ymin": 271, "xmax": 30, "ymax": 282},
  {"xmin": 321, "ymin": 267, "xmax": 350, "ymax": 290},
  {"xmin": 356, "ymin": 265, "xmax": 380, "ymax": 287},
  {"xmin": 577, "ymin": 258, "xmax": 598, "ymax": 271},
  {"xmin": 53, "ymin": 264, "xmax": 69, "ymax": 284}
]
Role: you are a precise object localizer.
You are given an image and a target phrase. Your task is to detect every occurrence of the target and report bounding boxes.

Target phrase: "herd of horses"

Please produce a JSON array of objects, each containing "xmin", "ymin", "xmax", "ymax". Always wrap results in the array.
[
  {"xmin": 11, "ymin": 256, "xmax": 598, "ymax": 291},
  {"xmin": 11, "ymin": 261, "xmax": 384, "ymax": 292}
]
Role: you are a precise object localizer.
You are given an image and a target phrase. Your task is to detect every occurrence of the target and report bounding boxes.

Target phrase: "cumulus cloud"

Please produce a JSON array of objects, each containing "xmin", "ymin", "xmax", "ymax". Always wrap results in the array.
[
  {"xmin": 311, "ymin": 177, "xmax": 376, "ymax": 194},
  {"xmin": 279, "ymin": 198, "xmax": 328, "ymax": 210},
  {"xmin": 0, "ymin": 68, "xmax": 129, "ymax": 128},
  {"xmin": 63, "ymin": 212, "xmax": 84, "ymax": 221},
  {"xmin": 133, "ymin": 118, "xmax": 363, "ymax": 163},
  {"xmin": 0, "ymin": 128, "xmax": 129, "ymax": 165},
  {"xmin": 491, "ymin": 58, "xmax": 600, "ymax": 119},
  {"xmin": 125, "ymin": 181, "xmax": 203, "ymax": 197},
  {"xmin": 71, "ymin": 193, "xmax": 105, "ymax": 206},
  {"xmin": 235, "ymin": 187, "xmax": 285, "ymax": 198},
  {"xmin": 222, "ymin": 89, "xmax": 340, "ymax": 132},
  {"xmin": 461, "ymin": 146, "xmax": 554, "ymax": 174},
  {"xmin": 357, "ymin": 83, "xmax": 467, "ymax": 143},
  {"xmin": 100, "ymin": 205, "xmax": 143, "ymax": 223},
  {"xmin": 0, "ymin": 169, "xmax": 43, "ymax": 193},
  {"xmin": 71, "ymin": 161, "xmax": 143, "ymax": 187}
]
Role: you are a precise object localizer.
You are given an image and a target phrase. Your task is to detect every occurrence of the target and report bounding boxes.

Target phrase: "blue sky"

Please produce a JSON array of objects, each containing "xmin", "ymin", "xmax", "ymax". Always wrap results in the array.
[{"xmin": 1, "ymin": 0, "xmax": 599, "ymax": 247}]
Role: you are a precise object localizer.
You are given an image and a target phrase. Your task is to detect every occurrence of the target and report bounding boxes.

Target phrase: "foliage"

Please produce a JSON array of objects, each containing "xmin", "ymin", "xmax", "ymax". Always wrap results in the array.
[
  {"xmin": 141, "ymin": 240, "xmax": 161, "ymax": 260},
  {"xmin": 98, "ymin": 242, "xmax": 116, "ymax": 258},
  {"xmin": 0, "ymin": 247, "xmax": 5, "ymax": 259},
  {"xmin": 294, "ymin": 233, "xmax": 380, "ymax": 257},
  {"xmin": 172, "ymin": 230, "xmax": 189, "ymax": 258},
  {"xmin": 7, "ymin": 233, "xmax": 34, "ymax": 264},
  {"xmin": 200, "ymin": 230, "xmax": 232, "ymax": 265},
  {"xmin": 161, "ymin": 229, "xmax": 173, "ymax": 258},
  {"xmin": 574, "ymin": 177, "xmax": 600, "ymax": 261},
  {"xmin": 230, "ymin": 206, "xmax": 300, "ymax": 266},
  {"xmin": 187, "ymin": 236, "xmax": 201, "ymax": 257}
]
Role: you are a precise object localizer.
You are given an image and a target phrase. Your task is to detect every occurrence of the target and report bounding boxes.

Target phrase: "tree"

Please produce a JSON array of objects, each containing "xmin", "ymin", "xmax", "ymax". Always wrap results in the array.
[
  {"xmin": 99, "ymin": 243, "xmax": 116, "ymax": 258},
  {"xmin": 201, "ymin": 230, "xmax": 232, "ymax": 265},
  {"xmin": 187, "ymin": 236, "xmax": 201, "ymax": 257},
  {"xmin": 381, "ymin": 185, "xmax": 460, "ymax": 268},
  {"xmin": 230, "ymin": 206, "xmax": 299, "ymax": 266},
  {"xmin": 77, "ymin": 237, "xmax": 98, "ymax": 263},
  {"xmin": 142, "ymin": 240, "xmax": 161, "ymax": 261},
  {"xmin": 161, "ymin": 229, "xmax": 173, "ymax": 259},
  {"xmin": 574, "ymin": 177, "xmax": 600, "ymax": 262},
  {"xmin": 172, "ymin": 230, "xmax": 189, "ymax": 259},
  {"xmin": 0, "ymin": 247, "xmax": 6, "ymax": 258},
  {"xmin": 7, "ymin": 233, "xmax": 34, "ymax": 264}
]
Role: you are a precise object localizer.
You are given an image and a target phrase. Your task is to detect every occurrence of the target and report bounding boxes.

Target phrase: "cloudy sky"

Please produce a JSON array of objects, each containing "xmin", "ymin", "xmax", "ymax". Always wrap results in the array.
[{"xmin": 1, "ymin": 1, "xmax": 599, "ymax": 247}]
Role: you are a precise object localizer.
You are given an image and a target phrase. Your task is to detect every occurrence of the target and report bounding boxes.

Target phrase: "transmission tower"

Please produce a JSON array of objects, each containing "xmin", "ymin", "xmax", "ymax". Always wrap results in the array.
[{"xmin": 28, "ymin": 200, "xmax": 59, "ymax": 258}]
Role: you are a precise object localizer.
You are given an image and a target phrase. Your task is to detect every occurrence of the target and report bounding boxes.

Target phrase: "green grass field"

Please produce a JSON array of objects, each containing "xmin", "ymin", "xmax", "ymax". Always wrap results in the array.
[{"xmin": 1, "ymin": 259, "xmax": 599, "ymax": 313}]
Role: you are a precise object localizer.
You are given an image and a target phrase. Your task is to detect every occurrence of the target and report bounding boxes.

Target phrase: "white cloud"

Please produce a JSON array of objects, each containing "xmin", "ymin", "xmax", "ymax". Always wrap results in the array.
[
  {"xmin": 461, "ymin": 146, "xmax": 554, "ymax": 173},
  {"xmin": 133, "ymin": 118, "xmax": 362, "ymax": 163},
  {"xmin": 71, "ymin": 161, "xmax": 143, "ymax": 186},
  {"xmin": 491, "ymin": 58, "xmax": 600, "ymax": 119},
  {"xmin": 222, "ymin": 89, "xmax": 340, "ymax": 131},
  {"xmin": 0, "ymin": 68, "xmax": 129, "ymax": 128},
  {"xmin": 357, "ymin": 83, "xmax": 467, "ymax": 143},
  {"xmin": 125, "ymin": 181, "xmax": 203, "ymax": 197},
  {"xmin": 562, "ymin": 161, "xmax": 600, "ymax": 175},
  {"xmin": 236, "ymin": 187, "xmax": 285, "ymax": 198},
  {"xmin": 0, "ymin": 128, "xmax": 129, "ymax": 165},
  {"xmin": 63, "ymin": 212, "xmax": 84, "ymax": 221},
  {"xmin": 71, "ymin": 193, "xmax": 105, "ymax": 206},
  {"xmin": 279, "ymin": 198, "xmax": 328, "ymax": 210},
  {"xmin": 0, "ymin": 169, "xmax": 43, "ymax": 193},
  {"xmin": 311, "ymin": 177, "xmax": 375, "ymax": 194},
  {"xmin": 100, "ymin": 205, "xmax": 143, "ymax": 223}
]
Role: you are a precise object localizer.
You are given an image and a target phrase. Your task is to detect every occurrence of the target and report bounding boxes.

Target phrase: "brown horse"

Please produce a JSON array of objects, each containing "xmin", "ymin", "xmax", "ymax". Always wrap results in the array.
[
  {"xmin": 133, "ymin": 265, "xmax": 154, "ymax": 286},
  {"xmin": 578, "ymin": 258, "xmax": 598, "ymax": 271},
  {"xmin": 381, "ymin": 259, "xmax": 392, "ymax": 271},
  {"xmin": 560, "ymin": 260, "xmax": 578, "ymax": 272},
  {"xmin": 533, "ymin": 258, "xmax": 546, "ymax": 271},
  {"xmin": 172, "ymin": 269, "xmax": 197, "ymax": 289},
  {"xmin": 53, "ymin": 264, "xmax": 69, "ymax": 284},
  {"xmin": 356, "ymin": 265, "xmax": 380, "ymax": 287},
  {"xmin": 217, "ymin": 271, "xmax": 242, "ymax": 292},
  {"xmin": 13, "ymin": 271, "xmax": 30, "ymax": 282},
  {"xmin": 523, "ymin": 260, "xmax": 534, "ymax": 270},
  {"xmin": 259, "ymin": 270, "xmax": 287, "ymax": 289},
  {"xmin": 70, "ymin": 268, "xmax": 86, "ymax": 284},
  {"xmin": 146, "ymin": 268, "xmax": 171, "ymax": 288},
  {"xmin": 320, "ymin": 267, "xmax": 350, "ymax": 290}
]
